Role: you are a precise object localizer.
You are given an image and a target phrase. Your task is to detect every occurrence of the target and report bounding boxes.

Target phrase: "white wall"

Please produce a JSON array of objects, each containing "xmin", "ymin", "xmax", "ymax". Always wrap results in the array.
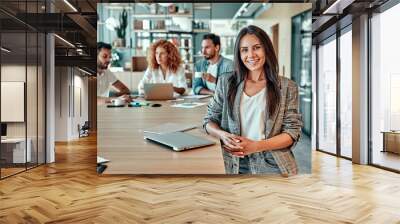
[
  {"xmin": 1, "ymin": 65, "xmax": 35, "ymax": 137},
  {"xmin": 55, "ymin": 67, "xmax": 89, "ymax": 141},
  {"xmin": 72, "ymin": 73, "xmax": 89, "ymax": 138},
  {"xmin": 55, "ymin": 67, "xmax": 68, "ymax": 141},
  {"xmin": 1, "ymin": 65, "xmax": 27, "ymax": 141},
  {"xmin": 254, "ymin": 3, "xmax": 312, "ymax": 78},
  {"xmin": 1, "ymin": 64, "xmax": 46, "ymax": 164}
]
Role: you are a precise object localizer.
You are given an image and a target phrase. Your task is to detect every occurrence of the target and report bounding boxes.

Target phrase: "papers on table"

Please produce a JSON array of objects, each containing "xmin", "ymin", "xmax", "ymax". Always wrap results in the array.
[
  {"xmin": 170, "ymin": 102, "xmax": 207, "ymax": 109},
  {"xmin": 180, "ymin": 95, "xmax": 212, "ymax": 100},
  {"xmin": 97, "ymin": 156, "xmax": 110, "ymax": 164}
]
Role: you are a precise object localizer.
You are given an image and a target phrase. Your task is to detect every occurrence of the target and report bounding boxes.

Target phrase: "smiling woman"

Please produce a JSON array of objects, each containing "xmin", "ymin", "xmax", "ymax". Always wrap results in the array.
[{"xmin": 203, "ymin": 25, "xmax": 303, "ymax": 176}]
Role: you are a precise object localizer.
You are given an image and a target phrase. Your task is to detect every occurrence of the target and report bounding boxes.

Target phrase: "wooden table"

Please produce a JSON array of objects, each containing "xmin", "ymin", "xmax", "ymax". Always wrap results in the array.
[
  {"xmin": 97, "ymin": 99, "xmax": 225, "ymax": 174},
  {"xmin": 381, "ymin": 131, "xmax": 400, "ymax": 154}
]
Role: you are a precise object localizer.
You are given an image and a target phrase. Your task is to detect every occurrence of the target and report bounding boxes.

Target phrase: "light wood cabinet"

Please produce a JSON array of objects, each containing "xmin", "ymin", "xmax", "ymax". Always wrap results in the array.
[{"xmin": 382, "ymin": 131, "xmax": 400, "ymax": 154}]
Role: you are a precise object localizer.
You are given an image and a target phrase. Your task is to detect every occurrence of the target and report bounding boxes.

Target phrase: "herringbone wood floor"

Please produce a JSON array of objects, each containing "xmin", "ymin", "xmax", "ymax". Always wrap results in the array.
[{"xmin": 1, "ymin": 134, "xmax": 400, "ymax": 224}]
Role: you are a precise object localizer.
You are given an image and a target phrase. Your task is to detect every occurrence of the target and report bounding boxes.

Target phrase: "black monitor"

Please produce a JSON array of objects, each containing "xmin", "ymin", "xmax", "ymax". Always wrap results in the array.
[{"xmin": 1, "ymin": 123, "xmax": 7, "ymax": 137}]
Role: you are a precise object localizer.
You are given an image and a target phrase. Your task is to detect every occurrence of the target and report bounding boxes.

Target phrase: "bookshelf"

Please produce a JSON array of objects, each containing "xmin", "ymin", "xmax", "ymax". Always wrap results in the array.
[{"xmin": 100, "ymin": 3, "xmax": 212, "ymax": 73}]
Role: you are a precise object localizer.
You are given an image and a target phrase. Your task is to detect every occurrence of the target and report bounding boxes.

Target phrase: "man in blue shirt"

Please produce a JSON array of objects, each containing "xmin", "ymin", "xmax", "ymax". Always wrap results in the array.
[{"xmin": 193, "ymin": 34, "xmax": 233, "ymax": 95}]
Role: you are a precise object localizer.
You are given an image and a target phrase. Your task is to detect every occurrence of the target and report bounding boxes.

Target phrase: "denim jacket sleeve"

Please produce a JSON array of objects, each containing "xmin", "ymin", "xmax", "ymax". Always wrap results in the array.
[
  {"xmin": 193, "ymin": 77, "xmax": 206, "ymax": 95},
  {"xmin": 193, "ymin": 61, "xmax": 206, "ymax": 95},
  {"xmin": 193, "ymin": 57, "xmax": 233, "ymax": 95}
]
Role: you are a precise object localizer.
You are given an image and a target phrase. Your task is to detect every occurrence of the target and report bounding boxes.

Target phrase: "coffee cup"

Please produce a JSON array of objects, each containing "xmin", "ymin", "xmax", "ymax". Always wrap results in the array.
[
  {"xmin": 194, "ymin": 72, "xmax": 203, "ymax": 79},
  {"xmin": 111, "ymin": 98, "xmax": 124, "ymax": 106}
]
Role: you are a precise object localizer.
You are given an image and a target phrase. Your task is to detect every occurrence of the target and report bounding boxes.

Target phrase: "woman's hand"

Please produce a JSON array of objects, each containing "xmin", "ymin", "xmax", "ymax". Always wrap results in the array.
[
  {"xmin": 236, "ymin": 136, "xmax": 261, "ymax": 155},
  {"xmin": 223, "ymin": 136, "xmax": 261, "ymax": 157},
  {"xmin": 202, "ymin": 73, "xmax": 217, "ymax": 84},
  {"xmin": 173, "ymin": 87, "xmax": 185, "ymax": 95},
  {"xmin": 219, "ymin": 131, "xmax": 243, "ymax": 154}
]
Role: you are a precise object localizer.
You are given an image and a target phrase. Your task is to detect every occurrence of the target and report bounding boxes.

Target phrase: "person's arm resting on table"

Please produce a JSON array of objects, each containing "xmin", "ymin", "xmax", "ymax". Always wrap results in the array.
[{"xmin": 112, "ymin": 80, "xmax": 130, "ymax": 96}]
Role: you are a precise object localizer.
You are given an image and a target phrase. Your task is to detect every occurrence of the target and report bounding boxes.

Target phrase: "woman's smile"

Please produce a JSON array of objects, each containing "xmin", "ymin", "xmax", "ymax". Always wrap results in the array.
[{"xmin": 246, "ymin": 58, "xmax": 261, "ymax": 66}]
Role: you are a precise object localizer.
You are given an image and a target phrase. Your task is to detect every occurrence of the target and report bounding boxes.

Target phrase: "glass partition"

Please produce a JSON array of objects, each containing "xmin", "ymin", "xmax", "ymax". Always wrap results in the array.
[
  {"xmin": 317, "ymin": 36, "xmax": 337, "ymax": 155},
  {"xmin": 339, "ymin": 28, "xmax": 352, "ymax": 158},
  {"xmin": 0, "ymin": 1, "xmax": 46, "ymax": 179},
  {"xmin": 38, "ymin": 32, "xmax": 46, "ymax": 165},
  {"xmin": 371, "ymin": 3, "xmax": 400, "ymax": 171},
  {"xmin": 1, "ymin": 31, "xmax": 28, "ymax": 177},
  {"xmin": 27, "ymin": 31, "xmax": 38, "ymax": 169}
]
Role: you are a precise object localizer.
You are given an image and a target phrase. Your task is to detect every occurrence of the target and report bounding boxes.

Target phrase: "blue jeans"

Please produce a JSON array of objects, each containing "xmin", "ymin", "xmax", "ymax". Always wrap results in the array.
[{"xmin": 239, "ymin": 152, "xmax": 281, "ymax": 174}]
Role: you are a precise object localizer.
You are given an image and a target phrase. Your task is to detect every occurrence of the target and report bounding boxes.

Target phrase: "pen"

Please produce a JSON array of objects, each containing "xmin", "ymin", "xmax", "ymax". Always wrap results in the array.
[{"xmin": 168, "ymin": 99, "xmax": 184, "ymax": 103}]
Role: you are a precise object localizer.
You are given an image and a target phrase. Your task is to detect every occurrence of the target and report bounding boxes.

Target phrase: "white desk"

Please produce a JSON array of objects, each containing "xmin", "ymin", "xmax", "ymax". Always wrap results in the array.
[{"xmin": 1, "ymin": 138, "xmax": 31, "ymax": 163}]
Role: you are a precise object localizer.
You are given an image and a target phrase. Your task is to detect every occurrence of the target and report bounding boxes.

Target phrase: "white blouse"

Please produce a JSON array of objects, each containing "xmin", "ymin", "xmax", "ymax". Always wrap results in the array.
[
  {"xmin": 239, "ymin": 88, "xmax": 266, "ymax": 141},
  {"xmin": 138, "ymin": 66, "xmax": 187, "ymax": 95}
]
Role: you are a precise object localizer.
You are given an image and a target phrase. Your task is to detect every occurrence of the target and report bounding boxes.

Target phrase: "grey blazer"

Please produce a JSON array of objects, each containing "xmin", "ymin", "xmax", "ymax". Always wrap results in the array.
[{"xmin": 203, "ymin": 73, "xmax": 303, "ymax": 176}]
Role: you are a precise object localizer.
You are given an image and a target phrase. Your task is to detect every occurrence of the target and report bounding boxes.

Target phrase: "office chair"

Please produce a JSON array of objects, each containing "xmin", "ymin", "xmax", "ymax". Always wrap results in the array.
[{"xmin": 78, "ymin": 121, "xmax": 90, "ymax": 138}]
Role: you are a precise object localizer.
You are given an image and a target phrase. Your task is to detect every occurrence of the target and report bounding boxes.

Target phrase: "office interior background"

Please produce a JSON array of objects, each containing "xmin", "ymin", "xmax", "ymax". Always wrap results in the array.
[
  {"xmin": 0, "ymin": 0, "xmax": 97, "ymax": 179},
  {"xmin": 97, "ymin": 2, "xmax": 312, "ymax": 174},
  {"xmin": 0, "ymin": 0, "xmax": 399, "ymax": 222},
  {"xmin": 313, "ymin": 0, "xmax": 400, "ymax": 172}
]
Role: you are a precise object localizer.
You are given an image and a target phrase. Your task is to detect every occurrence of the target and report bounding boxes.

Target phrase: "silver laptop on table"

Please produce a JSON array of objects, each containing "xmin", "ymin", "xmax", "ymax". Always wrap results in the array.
[
  {"xmin": 143, "ymin": 83, "xmax": 174, "ymax": 100},
  {"xmin": 143, "ymin": 123, "xmax": 198, "ymax": 134},
  {"xmin": 144, "ymin": 132, "xmax": 215, "ymax": 151}
]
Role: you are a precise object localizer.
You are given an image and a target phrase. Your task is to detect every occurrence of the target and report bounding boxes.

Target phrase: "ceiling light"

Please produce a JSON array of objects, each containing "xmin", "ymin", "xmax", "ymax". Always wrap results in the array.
[
  {"xmin": 233, "ymin": 3, "xmax": 249, "ymax": 20},
  {"xmin": 54, "ymin": 34, "xmax": 75, "ymax": 48},
  {"xmin": 322, "ymin": 0, "xmax": 354, "ymax": 15},
  {"xmin": 63, "ymin": 0, "xmax": 78, "ymax": 12},
  {"xmin": 78, "ymin": 67, "xmax": 93, "ymax": 76},
  {"xmin": 158, "ymin": 3, "xmax": 173, "ymax": 7},
  {"xmin": 1, "ymin": 47, "xmax": 11, "ymax": 53}
]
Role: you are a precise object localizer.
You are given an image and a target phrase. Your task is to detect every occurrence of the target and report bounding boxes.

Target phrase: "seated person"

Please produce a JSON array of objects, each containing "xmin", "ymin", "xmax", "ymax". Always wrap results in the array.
[
  {"xmin": 97, "ymin": 42, "xmax": 131, "ymax": 103},
  {"xmin": 138, "ymin": 39, "xmax": 187, "ymax": 95},
  {"xmin": 193, "ymin": 33, "xmax": 233, "ymax": 95}
]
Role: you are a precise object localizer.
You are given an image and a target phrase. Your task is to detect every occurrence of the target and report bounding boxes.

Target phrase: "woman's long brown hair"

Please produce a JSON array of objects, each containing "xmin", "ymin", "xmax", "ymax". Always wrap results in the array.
[{"xmin": 227, "ymin": 25, "xmax": 281, "ymax": 119}]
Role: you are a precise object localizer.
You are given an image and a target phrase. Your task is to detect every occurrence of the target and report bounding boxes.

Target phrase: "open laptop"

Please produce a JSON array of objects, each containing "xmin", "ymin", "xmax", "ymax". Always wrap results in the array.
[
  {"xmin": 143, "ymin": 83, "xmax": 174, "ymax": 100},
  {"xmin": 144, "ymin": 132, "xmax": 215, "ymax": 151}
]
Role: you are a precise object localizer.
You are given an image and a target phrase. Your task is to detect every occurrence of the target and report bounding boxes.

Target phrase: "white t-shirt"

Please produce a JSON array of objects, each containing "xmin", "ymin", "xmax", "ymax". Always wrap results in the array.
[
  {"xmin": 206, "ymin": 62, "xmax": 218, "ymax": 91},
  {"xmin": 138, "ymin": 66, "xmax": 187, "ymax": 95},
  {"xmin": 97, "ymin": 69, "xmax": 118, "ymax": 97},
  {"xmin": 239, "ymin": 88, "xmax": 266, "ymax": 140}
]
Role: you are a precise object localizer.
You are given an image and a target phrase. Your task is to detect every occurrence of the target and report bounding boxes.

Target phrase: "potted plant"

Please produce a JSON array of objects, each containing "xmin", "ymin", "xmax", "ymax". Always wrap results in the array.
[{"xmin": 114, "ymin": 9, "xmax": 128, "ymax": 47}]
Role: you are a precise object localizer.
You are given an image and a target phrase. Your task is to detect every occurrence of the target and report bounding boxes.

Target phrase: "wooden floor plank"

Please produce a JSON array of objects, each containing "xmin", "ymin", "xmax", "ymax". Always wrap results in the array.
[{"xmin": 0, "ymin": 134, "xmax": 399, "ymax": 223}]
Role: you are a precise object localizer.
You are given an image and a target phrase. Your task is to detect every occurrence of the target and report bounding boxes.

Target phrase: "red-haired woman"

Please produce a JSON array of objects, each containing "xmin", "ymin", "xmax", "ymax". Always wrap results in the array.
[{"xmin": 138, "ymin": 39, "xmax": 187, "ymax": 95}]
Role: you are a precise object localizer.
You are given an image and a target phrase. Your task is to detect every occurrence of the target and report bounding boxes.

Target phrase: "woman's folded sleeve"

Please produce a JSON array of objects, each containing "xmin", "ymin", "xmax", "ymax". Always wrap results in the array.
[
  {"xmin": 281, "ymin": 82, "xmax": 303, "ymax": 150},
  {"xmin": 203, "ymin": 77, "xmax": 225, "ymax": 133}
]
